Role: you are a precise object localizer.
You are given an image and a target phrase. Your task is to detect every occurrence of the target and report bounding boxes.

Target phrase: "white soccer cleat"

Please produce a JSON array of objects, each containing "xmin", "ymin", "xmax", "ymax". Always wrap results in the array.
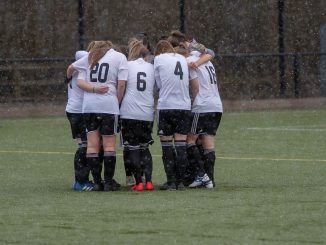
[{"xmin": 189, "ymin": 173, "xmax": 213, "ymax": 188}]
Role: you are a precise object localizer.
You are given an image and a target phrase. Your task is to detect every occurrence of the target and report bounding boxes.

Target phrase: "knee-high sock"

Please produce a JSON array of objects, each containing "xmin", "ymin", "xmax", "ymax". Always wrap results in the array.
[
  {"xmin": 141, "ymin": 147, "xmax": 153, "ymax": 182},
  {"xmin": 76, "ymin": 141, "xmax": 89, "ymax": 183},
  {"xmin": 161, "ymin": 140, "xmax": 176, "ymax": 184},
  {"xmin": 187, "ymin": 143, "xmax": 205, "ymax": 177},
  {"xmin": 123, "ymin": 148, "xmax": 133, "ymax": 176},
  {"xmin": 203, "ymin": 149, "xmax": 216, "ymax": 183},
  {"xmin": 103, "ymin": 151, "xmax": 116, "ymax": 183},
  {"xmin": 87, "ymin": 153, "xmax": 102, "ymax": 184},
  {"xmin": 129, "ymin": 148, "xmax": 142, "ymax": 184},
  {"xmin": 174, "ymin": 140, "xmax": 189, "ymax": 184}
]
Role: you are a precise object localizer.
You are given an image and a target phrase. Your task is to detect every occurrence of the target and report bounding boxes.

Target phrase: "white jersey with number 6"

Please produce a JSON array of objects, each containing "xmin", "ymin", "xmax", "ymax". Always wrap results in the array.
[
  {"xmin": 75, "ymin": 49, "xmax": 128, "ymax": 114},
  {"xmin": 154, "ymin": 53, "xmax": 196, "ymax": 110},
  {"xmin": 187, "ymin": 54, "xmax": 223, "ymax": 113},
  {"xmin": 120, "ymin": 58, "xmax": 155, "ymax": 122}
]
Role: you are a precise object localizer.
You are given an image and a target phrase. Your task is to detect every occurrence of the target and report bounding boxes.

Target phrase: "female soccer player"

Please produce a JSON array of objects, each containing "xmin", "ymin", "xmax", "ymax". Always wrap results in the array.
[
  {"xmin": 73, "ymin": 40, "xmax": 128, "ymax": 191},
  {"xmin": 186, "ymin": 50, "xmax": 223, "ymax": 188},
  {"xmin": 154, "ymin": 40, "xmax": 199, "ymax": 190},
  {"xmin": 65, "ymin": 50, "xmax": 92, "ymax": 191},
  {"xmin": 120, "ymin": 40, "xmax": 156, "ymax": 191}
]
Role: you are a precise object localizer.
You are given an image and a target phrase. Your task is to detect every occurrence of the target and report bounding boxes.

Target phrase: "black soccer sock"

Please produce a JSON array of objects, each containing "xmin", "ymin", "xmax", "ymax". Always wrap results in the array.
[
  {"xmin": 203, "ymin": 149, "xmax": 216, "ymax": 184},
  {"xmin": 141, "ymin": 147, "xmax": 153, "ymax": 182},
  {"xmin": 78, "ymin": 142, "xmax": 90, "ymax": 183},
  {"xmin": 128, "ymin": 148, "xmax": 142, "ymax": 184},
  {"xmin": 87, "ymin": 153, "xmax": 102, "ymax": 184},
  {"xmin": 174, "ymin": 140, "xmax": 189, "ymax": 184},
  {"xmin": 187, "ymin": 143, "xmax": 205, "ymax": 177},
  {"xmin": 161, "ymin": 140, "xmax": 176, "ymax": 184},
  {"xmin": 73, "ymin": 144, "xmax": 81, "ymax": 182},
  {"xmin": 103, "ymin": 151, "xmax": 116, "ymax": 183},
  {"xmin": 123, "ymin": 148, "xmax": 133, "ymax": 177}
]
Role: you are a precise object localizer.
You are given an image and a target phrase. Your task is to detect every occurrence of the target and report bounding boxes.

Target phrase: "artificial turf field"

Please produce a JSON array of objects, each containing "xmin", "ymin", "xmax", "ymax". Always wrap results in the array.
[{"xmin": 0, "ymin": 108, "xmax": 325, "ymax": 244}]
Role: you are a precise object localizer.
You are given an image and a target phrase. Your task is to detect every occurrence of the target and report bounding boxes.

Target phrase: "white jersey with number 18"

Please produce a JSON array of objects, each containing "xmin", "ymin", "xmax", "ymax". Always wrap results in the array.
[{"xmin": 187, "ymin": 54, "xmax": 223, "ymax": 113}]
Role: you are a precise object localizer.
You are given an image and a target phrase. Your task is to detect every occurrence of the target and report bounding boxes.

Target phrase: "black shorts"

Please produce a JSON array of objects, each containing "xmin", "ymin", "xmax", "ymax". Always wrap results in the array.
[
  {"xmin": 66, "ymin": 112, "xmax": 87, "ymax": 141},
  {"xmin": 157, "ymin": 109, "xmax": 192, "ymax": 136},
  {"xmin": 83, "ymin": 113, "xmax": 119, "ymax": 136},
  {"xmin": 190, "ymin": 112, "xmax": 222, "ymax": 136},
  {"xmin": 121, "ymin": 119, "xmax": 154, "ymax": 147}
]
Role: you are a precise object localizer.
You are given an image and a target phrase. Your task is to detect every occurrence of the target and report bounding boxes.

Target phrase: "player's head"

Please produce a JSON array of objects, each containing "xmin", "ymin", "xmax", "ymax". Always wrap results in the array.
[
  {"xmin": 86, "ymin": 40, "xmax": 97, "ymax": 52},
  {"xmin": 75, "ymin": 50, "xmax": 88, "ymax": 60},
  {"xmin": 174, "ymin": 43, "xmax": 189, "ymax": 57},
  {"xmin": 134, "ymin": 32, "xmax": 152, "ymax": 52},
  {"xmin": 154, "ymin": 40, "xmax": 174, "ymax": 56},
  {"xmin": 128, "ymin": 40, "xmax": 148, "ymax": 61},
  {"xmin": 88, "ymin": 40, "xmax": 113, "ymax": 68},
  {"xmin": 167, "ymin": 30, "xmax": 187, "ymax": 47}
]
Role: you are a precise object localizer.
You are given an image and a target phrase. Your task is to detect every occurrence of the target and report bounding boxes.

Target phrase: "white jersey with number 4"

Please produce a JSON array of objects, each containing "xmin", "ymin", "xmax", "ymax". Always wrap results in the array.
[
  {"xmin": 187, "ymin": 54, "xmax": 223, "ymax": 113},
  {"xmin": 154, "ymin": 53, "xmax": 197, "ymax": 110},
  {"xmin": 75, "ymin": 49, "xmax": 128, "ymax": 114},
  {"xmin": 120, "ymin": 58, "xmax": 155, "ymax": 122}
]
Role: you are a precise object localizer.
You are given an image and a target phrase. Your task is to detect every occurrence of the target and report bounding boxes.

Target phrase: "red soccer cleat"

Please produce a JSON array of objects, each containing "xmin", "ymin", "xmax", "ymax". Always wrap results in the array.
[
  {"xmin": 145, "ymin": 181, "xmax": 154, "ymax": 191},
  {"xmin": 132, "ymin": 182, "xmax": 144, "ymax": 191}
]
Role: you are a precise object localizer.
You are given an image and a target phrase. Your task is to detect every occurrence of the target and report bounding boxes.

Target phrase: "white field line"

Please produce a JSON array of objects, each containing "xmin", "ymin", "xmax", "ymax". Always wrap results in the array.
[
  {"xmin": 1, "ymin": 150, "xmax": 325, "ymax": 162},
  {"xmin": 247, "ymin": 126, "xmax": 326, "ymax": 132}
]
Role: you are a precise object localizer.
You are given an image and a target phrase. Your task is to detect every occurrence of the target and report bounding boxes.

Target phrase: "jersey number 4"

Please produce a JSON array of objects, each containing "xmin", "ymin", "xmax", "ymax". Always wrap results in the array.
[
  {"xmin": 174, "ymin": 61, "xmax": 183, "ymax": 80},
  {"xmin": 90, "ymin": 63, "xmax": 109, "ymax": 83}
]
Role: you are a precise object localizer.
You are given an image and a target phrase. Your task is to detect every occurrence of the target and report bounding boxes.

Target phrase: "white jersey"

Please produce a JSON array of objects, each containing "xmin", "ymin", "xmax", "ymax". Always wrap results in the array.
[
  {"xmin": 65, "ymin": 51, "xmax": 88, "ymax": 113},
  {"xmin": 75, "ymin": 49, "xmax": 128, "ymax": 114},
  {"xmin": 120, "ymin": 58, "xmax": 155, "ymax": 121},
  {"xmin": 154, "ymin": 53, "xmax": 197, "ymax": 110},
  {"xmin": 187, "ymin": 54, "xmax": 223, "ymax": 113}
]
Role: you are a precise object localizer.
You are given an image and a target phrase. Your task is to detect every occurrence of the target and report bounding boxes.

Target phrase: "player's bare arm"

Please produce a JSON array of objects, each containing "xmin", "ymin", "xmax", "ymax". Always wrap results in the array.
[{"xmin": 77, "ymin": 79, "xmax": 109, "ymax": 94}]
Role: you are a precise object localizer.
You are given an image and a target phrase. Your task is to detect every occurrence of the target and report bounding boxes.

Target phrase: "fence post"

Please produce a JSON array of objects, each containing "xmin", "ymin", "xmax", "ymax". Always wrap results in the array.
[
  {"xmin": 278, "ymin": 0, "xmax": 286, "ymax": 97},
  {"xmin": 320, "ymin": 23, "xmax": 326, "ymax": 96},
  {"xmin": 179, "ymin": 0, "xmax": 185, "ymax": 33},
  {"xmin": 293, "ymin": 54, "xmax": 300, "ymax": 98},
  {"xmin": 78, "ymin": 0, "xmax": 85, "ymax": 50}
]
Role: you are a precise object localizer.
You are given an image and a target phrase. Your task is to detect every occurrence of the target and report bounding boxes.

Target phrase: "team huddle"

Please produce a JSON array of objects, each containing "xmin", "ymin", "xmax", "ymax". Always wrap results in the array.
[{"xmin": 65, "ymin": 31, "xmax": 223, "ymax": 192}]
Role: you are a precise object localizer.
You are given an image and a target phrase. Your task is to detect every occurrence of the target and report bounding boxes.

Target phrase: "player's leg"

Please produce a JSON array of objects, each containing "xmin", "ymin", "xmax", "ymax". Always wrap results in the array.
[
  {"xmin": 139, "ymin": 121, "xmax": 154, "ymax": 190},
  {"xmin": 201, "ymin": 112, "xmax": 222, "ymax": 187},
  {"xmin": 84, "ymin": 113, "xmax": 102, "ymax": 190},
  {"xmin": 173, "ymin": 110, "xmax": 192, "ymax": 190},
  {"xmin": 101, "ymin": 114, "xmax": 120, "ymax": 191},
  {"xmin": 158, "ymin": 110, "xmax": 176, "ymax": 190}
]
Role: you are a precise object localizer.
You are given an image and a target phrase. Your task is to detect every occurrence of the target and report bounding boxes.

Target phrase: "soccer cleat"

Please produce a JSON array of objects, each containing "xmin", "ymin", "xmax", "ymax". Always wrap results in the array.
[
  {"xmin": 93, "ymin": 182, "xmax": 104, "ymax": 191},
  {"xmin": 132, "ymin": 182, "xmax": 144, "ymax": 191},
  {"xmin": 177, "ymin": 182, "xmax": 186, "ymax": 191},
  {"xmin": 159, "ymin": 182, "xmax": 177, "ymax": 191},
  {"xmin": 126, "ymin": 175, "xmax": 136, "ymax": 186},
  {"xmin": 189, "ymin": 174, "xmax": 213, "ymax": 188},
  {"xmin": 112, "ymin": 179, "xmax": 121, "ymax": 188},
  {"xmin": 104, "ymin": 180, "xmax": 120, "ymax": 191},
  {"xmin": 145, "ymin": 181, "xmax": 154, "ymax": 191},
  {"xmin": 73, "ymin": 181, "xmax": 93, "ymax": 191}
]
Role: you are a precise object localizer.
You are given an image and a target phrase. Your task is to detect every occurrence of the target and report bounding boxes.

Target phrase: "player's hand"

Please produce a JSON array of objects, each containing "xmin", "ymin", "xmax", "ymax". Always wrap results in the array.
[
  {"xmin": 95, "ymin": 85, "xmax": 109, "ymax": 94},
  {"xmin": 188, "ymin": 61, "xmax": 198, "ymax": 69}
]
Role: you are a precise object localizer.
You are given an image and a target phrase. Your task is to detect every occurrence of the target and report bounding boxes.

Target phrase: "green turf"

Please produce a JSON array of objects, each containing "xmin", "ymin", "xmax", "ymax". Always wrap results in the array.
[{"xmin": 0, "ymin": 109, "xmax": 325, "ymax": 244}]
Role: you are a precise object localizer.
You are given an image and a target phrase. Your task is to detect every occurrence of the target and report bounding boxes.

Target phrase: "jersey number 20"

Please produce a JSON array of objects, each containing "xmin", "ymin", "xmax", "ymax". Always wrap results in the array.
[{"xmin": 90, "ymin": 63, "xmax": 109, "ymax": 83}]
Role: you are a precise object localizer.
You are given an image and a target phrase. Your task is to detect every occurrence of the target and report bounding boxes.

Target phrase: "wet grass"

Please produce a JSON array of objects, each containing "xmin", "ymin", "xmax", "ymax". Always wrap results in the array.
[{"xmin": 0, "ymin": 108, "xmax": 325, "ymax": 244}]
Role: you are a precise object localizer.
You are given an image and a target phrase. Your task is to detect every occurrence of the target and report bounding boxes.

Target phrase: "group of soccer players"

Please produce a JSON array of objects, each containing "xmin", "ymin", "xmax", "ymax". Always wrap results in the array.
[{"xmin": 65, "ymin": 30, "xmax": 223, "ymax": 192}]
